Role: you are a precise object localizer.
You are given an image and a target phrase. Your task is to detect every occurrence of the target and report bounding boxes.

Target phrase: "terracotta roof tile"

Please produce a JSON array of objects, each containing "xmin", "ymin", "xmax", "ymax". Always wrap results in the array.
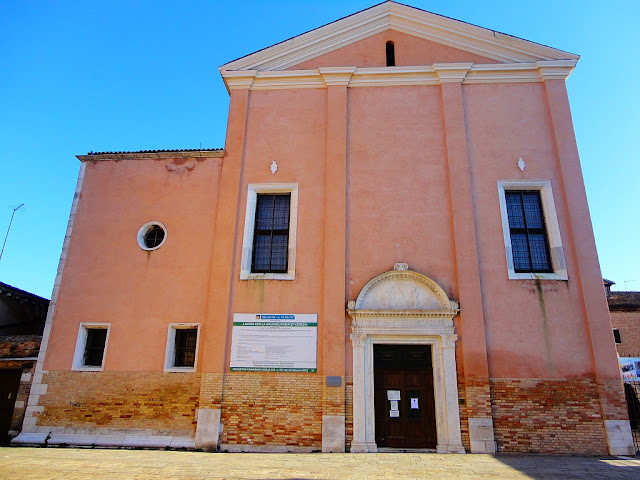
[
  {"xmin": 608, "ymin": 291, "xmax": 640, "ymax": 310},
  {"xmin": 87, "ymin": 148, "xmax": 223, "ymax": 155}
]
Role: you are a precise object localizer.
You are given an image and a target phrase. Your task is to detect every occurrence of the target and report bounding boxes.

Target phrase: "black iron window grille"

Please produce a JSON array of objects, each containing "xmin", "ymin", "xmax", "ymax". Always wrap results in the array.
[
  {"xmin": 505, "ymin": 191, "xmax": 553, "ymax": 273},
  {"xmin": 252, "ymin": 193, "xmax": 290, "ymax": 273},
  {"xmin": 144, "ymin": 225, "xmax": 165, "ymax": 249},
  {"xmin": 83, "ymin": 329, "xmax": 107, "ymax": 367},
  {"xmin": 174, "ymin": 328, "xmax": 197, "ymax": 368}
]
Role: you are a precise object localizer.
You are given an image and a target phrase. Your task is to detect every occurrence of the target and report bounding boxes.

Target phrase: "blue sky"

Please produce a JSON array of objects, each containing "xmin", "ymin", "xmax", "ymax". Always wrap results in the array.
[{"xmin": 1, "ymin": 0, "xmax": 638, "ymax": 298}]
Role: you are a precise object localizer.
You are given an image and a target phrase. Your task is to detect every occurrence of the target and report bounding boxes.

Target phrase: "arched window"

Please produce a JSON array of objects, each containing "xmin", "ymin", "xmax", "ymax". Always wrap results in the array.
[{"xmin": 386, "ymin": 41, "xmax": 395, "ymax": 67}]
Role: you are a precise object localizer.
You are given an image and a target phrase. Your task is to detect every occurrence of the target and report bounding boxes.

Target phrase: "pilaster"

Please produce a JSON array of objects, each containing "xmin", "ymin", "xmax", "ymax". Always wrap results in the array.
[
  {"xmin": 435, "ymin": 64, "xmax": 495, "ymax": 453},
  {"xmin": 320, "ymin": 68, "xmax": 352, "ymax": 452},
  {"xmin": 350, "ymin": 333, "xmax": 376, "ymax": 452},
  {"xmin": 440, "ymin": 334, "xmax": 465, "ymax": 453},
  {"xmin": 197, "ymin": 87, "xmax": 252, "ymax": 449}
]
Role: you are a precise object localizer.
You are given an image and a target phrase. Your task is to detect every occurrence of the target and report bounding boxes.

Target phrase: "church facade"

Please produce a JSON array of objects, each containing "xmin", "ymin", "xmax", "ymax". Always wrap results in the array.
[{"xmin": 15, "ymin": 2, "xmax": 634, "ymax": 454}]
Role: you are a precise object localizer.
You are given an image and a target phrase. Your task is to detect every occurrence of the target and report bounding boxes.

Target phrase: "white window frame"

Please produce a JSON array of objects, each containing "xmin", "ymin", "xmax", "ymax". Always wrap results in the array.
[
  {"xmin": 164, "ymin": 323, "xmax": 200, "ymax": 372},
  {"xmin": 497, "ymin": 180, "xmax": 568, "ymax": 280},
  {"xmin": 72, "ymin": 323, "xmax": 110, "ymax": 371},
  {"xmin": 240, "ymin": 183, "xmax": 299, "ymax": 280}
]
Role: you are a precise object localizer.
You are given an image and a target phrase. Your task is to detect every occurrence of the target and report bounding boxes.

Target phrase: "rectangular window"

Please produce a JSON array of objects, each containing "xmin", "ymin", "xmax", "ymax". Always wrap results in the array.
[
  {"xmin": 83, "ymin": 329, "xmax": 108, "ymax": 366},
  {"xmin": 252, "ymin": 193, "xmax": 290, "ymax": 273},
  {"xmin": 174, "ymin": 328, "xmax": 197, "ymax": 367},
  {"xmin": 72, "ymin": 323, "xmax": 110, "ymax": 371},
  {"xmin": 497, "ymin": 180, "xmax": 567, "ymax": 280},
  {"xmin": 613, "ymin": 328, "xmax": 621, "ymax": 344},
  {"xmin": 240, "ymin": 184, "xmax": 298, "ymax": 280},
  {"xmin": 165, "ymin": 324, "xmax": 199, "ymax": 372},
  {"xmin": 505, "ymin": 191, "xmax": 552, "ymax": 273}
]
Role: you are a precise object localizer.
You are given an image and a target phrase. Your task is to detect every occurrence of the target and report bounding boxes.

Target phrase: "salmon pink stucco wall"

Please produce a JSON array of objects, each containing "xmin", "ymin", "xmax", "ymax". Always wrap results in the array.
[
  {"xmin": 290, "ymin": 30, "xmax": 498, "ymax": 69},
  {"xmin": 461, "ymin": 82, "xmax": 594, "ymax": 379},
  {"xmin": 224, "ymin": 88, "xmax": 329, "ymax": 371},
  {"xmin": 345, "ymin": 84, "xmax": 455, "ymax": 299},
  {"xmin": 207, "ymin": 77, "xmax": 621, "ymax": 384},
  {"xmin": 44, "ymin": 156, "xmax": 222, "ymax": 372}
]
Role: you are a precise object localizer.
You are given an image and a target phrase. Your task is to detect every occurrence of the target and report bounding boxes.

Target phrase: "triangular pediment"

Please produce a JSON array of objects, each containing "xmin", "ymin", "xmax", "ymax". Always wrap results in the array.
[{"xmin": 220, "ymin": 1, "xmax": 578, "ymax": 73}]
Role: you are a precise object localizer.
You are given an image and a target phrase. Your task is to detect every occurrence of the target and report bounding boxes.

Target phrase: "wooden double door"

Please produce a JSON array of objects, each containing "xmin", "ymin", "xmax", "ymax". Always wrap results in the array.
[{"xmin": 374, "ymin": 344, "xmax": 437, "ymax": 449}]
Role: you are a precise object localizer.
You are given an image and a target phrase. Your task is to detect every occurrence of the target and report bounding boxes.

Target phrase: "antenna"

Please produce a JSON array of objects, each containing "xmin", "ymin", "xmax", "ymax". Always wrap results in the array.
[
  {"xmin": 623, "ymin": 280, "xmax": 638, "ymax": 291},
  {"xmin": 0, "ymin": 203, "xmax": 24, "ymax": 263}
]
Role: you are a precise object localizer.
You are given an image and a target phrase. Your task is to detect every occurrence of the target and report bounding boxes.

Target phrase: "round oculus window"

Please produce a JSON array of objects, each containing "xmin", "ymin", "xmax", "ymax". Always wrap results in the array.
[{"xmin": 137, "ymin": 222, "xmax": 167, "ymax": 251}]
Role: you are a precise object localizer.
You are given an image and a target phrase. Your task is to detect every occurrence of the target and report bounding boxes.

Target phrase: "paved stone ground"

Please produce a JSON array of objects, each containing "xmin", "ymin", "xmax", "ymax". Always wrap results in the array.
[{"xmin": 1, "ymin": 447, "xmax": 639, "ymax": 479}]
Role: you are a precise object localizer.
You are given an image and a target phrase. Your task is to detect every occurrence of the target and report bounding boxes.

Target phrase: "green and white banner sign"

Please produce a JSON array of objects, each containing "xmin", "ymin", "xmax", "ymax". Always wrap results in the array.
[{"xmin": 230, "ymin": 314, "xmax": 317, "ymax": 372}]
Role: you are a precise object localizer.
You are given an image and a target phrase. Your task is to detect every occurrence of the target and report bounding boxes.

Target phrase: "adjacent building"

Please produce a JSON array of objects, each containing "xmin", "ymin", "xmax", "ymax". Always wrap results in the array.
[
  {"xmin": 14, "ymin": 2, "xmax": 634, "ymax": 454},
  {"xmin": 0, "ymin": 282, "xmax": 48, "ymax": 444},
  {"xmin": 608, "ymin": 288, "xmax": 640, "ymax": 359}
]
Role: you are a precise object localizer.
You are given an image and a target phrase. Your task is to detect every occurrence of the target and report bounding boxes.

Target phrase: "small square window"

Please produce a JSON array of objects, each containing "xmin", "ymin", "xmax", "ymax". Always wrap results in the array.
[
  {"xmin": 165, "ymin": 324, "xmax": 199, "ymax": 372},
  {"xmin": 72, "ymin": 323, "xmax": 110, "ymax": 371},
  {"xmin": 174, "ymin": 328, "xmax": 197, "ymax": 367}
]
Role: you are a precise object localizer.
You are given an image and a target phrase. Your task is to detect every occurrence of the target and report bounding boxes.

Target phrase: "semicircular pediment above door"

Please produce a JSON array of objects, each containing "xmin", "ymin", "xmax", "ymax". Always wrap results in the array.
[{"xmin": 354, "ymin": 269, "xmax": 454, "ymax": 312}]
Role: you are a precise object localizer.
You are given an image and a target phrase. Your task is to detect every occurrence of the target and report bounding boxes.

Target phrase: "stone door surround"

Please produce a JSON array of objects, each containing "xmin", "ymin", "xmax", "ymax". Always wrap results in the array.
[{"xmin": 347, "ymin": 265, "xmax": 465, "ymax": 453}]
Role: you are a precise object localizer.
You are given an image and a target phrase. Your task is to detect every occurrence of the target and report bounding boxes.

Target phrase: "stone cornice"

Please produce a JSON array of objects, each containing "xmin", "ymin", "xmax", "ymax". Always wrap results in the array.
[
  {"xmin": 348, "ymin": 309, "xmax": 459, "ymax": 320},
  {"xmin": 319, "ymin": 67, "xmax": 357, "ymax": 86},
  {"xmin": 348, "ymin": 312, "xmax": 458, "ymax": 339},
  {"xmin": 220, "ymin": 2, "xmax": 579, "ymax": 73},
  {"xmin": 433, "ymin": 63, "xmax": 473, "ymax": 83},
  {"xmin": 77, "ymin": 150, "xmax": 225, "ymax": 162},
  {"xmin": 536, "ymin": 60, "xmax": 578, "ymax": 81},
  {"xmin": 224, "ymin": 70, "xmax": 258, "ymax": 91},
  {"xmin": 221, "ymin": 60, "xmax": 576, "ymax": 92}
]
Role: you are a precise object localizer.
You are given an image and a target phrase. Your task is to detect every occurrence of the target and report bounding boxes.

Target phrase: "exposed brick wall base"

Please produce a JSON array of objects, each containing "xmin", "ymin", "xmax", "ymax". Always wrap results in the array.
[
  {"xmin": 35, "ymin": 371, "xmax": 199, "ymax": 436},
  {"xmin": 596, "ymin": 377, "xmax": 630, "ymax": 421},
  {"xmin": 457, "ymin": 380, "xmax": 470, "ymax": 452},
  {"xmin": 220, "ymin": 373, "xmax": 323, "ymax": 449},
  {"xmin": 489, "ymin": 378, "xmax": 608, "ymax": 454},
  {"xmin": 345, "ymin": 376, "xmax": 353, "ymax": 451},
  {"xmin": 27, "ymin": 371, "xmax": 623, "ymax": 454}
]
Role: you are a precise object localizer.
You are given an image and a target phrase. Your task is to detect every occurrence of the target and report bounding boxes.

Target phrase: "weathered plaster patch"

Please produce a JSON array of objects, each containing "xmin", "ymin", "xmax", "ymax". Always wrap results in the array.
[
  {"xmin": 535, "ymin": 279, "xmax": 555, "ymax": 377},
  {"xmin": 166, "ymin": 159, "xmax": 196, "ymax": 174}
]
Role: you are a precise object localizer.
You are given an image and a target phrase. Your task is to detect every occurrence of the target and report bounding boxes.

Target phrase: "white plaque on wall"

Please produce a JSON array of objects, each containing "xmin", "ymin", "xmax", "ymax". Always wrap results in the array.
[{"xmin": 230, "ymin": 314, "xmax": 317, "ymax": 372}]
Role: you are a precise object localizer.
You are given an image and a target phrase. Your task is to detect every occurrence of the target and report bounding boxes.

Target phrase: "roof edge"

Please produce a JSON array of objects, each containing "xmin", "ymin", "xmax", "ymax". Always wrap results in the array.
[
  {"xmin": 0, "ymin": 282, "xmax": 50, "ymax": 303},
  {"xmin": 77, "ymin": 149, "xmax": 225, "ymax": 162},
  {"xmin": 220, "ymin": 1, "xmax": 579, "ymax": 74}
]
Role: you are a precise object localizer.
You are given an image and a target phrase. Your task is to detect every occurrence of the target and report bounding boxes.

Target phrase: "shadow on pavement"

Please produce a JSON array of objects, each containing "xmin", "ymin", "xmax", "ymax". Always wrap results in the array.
[{"xmin": 494, "ymin": 455, "xmax": 640, "ymax": 480}]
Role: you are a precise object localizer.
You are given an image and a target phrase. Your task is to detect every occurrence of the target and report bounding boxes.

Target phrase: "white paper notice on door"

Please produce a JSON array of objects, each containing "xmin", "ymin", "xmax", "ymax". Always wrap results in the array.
[
  {"xmin": 390, "ymin": 400, "xmax": 399, "ymax": 411},
  {"xmin": 411, "ymin": 397, "xmax": 419, "ymax": 409},
  {"xmin": 389, "ymin": 410, "xmax": 400, "ymax": 417},
  {"xmin": 387, "ymin": 390, "xmax": 401, "ymax": 401}
]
